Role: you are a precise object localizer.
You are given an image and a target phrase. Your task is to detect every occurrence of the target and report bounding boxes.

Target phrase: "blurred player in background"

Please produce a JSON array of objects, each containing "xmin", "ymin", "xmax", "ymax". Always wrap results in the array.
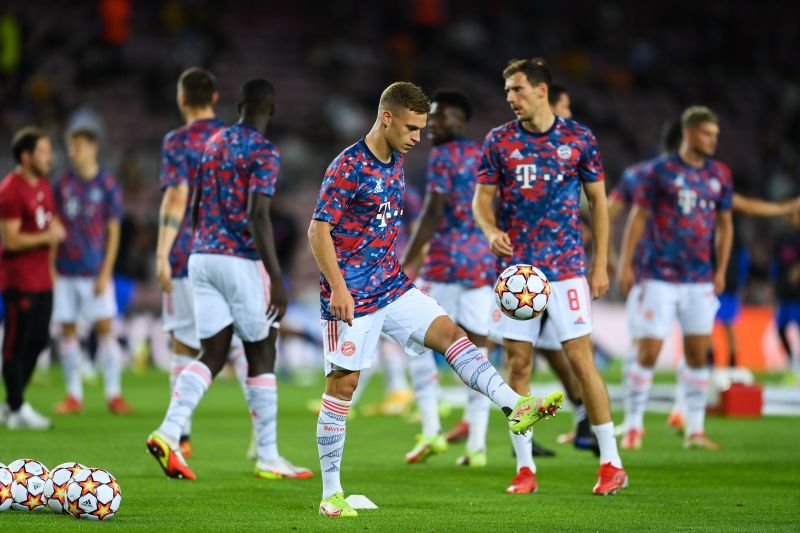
[
  {"xmin": 619, "ymin": 106, "xmax": 733, "ymax": 451},
  {"xmin": 773, "ymin": 211, "xmax": 800, "ymax": 381},
  {"xmin": 52, "ymin": 128, "xmax": 130, "ymax": 415},
  {"xmin": 401, "ymin": 88, "xmax": 496, "ymax": 466},
  {"xmin": 309, "ymin": 82, "xmax": 563, "ymax": 518},
  {"xmin": 155, "ymin": 67, "xmax": 248, "ymax": 458},
  {"xmin": 0, "ymin": 126, "xmax": 65, "ymax": 429},
  {"xmin": 473, "ymin": 58, "xmax": 626, "ymax": 495},
  {"xmin": 147, "ymin": 79, "xmax": 311, "ymax": 481}
]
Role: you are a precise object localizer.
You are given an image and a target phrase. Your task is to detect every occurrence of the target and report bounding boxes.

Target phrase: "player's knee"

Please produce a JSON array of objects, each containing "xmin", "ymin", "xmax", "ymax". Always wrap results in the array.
[
  {"xmin": 95, "ymin": 318, "xmax": 113, "ymax": 336},
  {"xmin": 326, "ymin": 371, "xmax": 358, "ymax": 401},
  {"xmin": 61, "ymin": 323, "xmax": 78, "ymax": 339}
]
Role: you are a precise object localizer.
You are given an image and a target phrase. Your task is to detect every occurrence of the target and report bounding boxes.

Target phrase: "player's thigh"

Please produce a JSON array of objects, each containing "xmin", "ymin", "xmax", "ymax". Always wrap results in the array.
[
  {"xmin": 188, "ymin": 254, "xmax": 234, "ymax": 342},
  {"xmin": 678, "ymin": 283, "xmax": 719, "ymax": 336},
  {"xmin": 382, "ymin": 288, "xmax": 449, "ymax": 356},
  {"xmin": 636, "ymin": 279, "xmax": 679, "ymax": 340},
  {"xmin": 218, "ymin": 257, "xmax": 274, "ymax": 343},
  {"xmin": 321, "ymin": 312, "xmax": 383, "ymax": 376},
  {"xmin": 546, "ymin": 277, "xmax": 593, "ymax": 343},
  {"xmin": 455, "ymin": 285, "xmax": 493, "ymax": 337},
  {"xmin": 163, "ymin": 277, "xmax": 201, "ymax": 351},
  {"xmin": 52, "ymin": 276, "xmax": 80, "ymax": 324}
]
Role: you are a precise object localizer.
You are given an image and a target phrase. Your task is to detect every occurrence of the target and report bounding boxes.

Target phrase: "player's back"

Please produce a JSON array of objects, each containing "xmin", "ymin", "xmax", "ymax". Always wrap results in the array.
[
  {"xmin": 192, "ymin": 123, "xmax": 279, "ymax": 260},
  {"xmin": 420, "ymin": 138, "xmax": 494, "ymax": 287}
]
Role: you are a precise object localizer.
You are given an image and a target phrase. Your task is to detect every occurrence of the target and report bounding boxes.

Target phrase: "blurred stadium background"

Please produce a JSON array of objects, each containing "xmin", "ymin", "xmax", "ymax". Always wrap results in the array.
[{"xmin": 0, "ymin": 0, "xmax": 798, "ymax": 374}]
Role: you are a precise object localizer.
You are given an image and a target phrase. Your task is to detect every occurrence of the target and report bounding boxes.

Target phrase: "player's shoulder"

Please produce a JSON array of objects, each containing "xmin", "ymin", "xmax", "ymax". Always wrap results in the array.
[
  {"xmin": 329, "ymin": 140, "xmax": 365, "ymax": 170},
  {"xmin": 162, "ymin": 124, "xmax": 188, "ymax": 147},
  {"xmin": 486, "ymin": 120, "xmax": 518, "ymax": 140},
  {"xmin": 707, "ymin": 158, "xmax": 732, "ymax": 179},
  {"xmin": 0, "ymin": 171, "xmax": 20, "ymax": 194},
  {"xmin": 557, "ymin": 116, "xmax": 596, "ymax": 140}
]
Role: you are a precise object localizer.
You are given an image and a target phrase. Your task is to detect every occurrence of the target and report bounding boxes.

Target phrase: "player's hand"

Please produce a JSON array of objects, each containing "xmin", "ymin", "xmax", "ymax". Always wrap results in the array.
[
  {"xmin": 488, "ymin": 229, "xmax": 513, "ymax": 257},
  {"xmin": 49, "ymin": 219, "xmax": 66, "ymax": 243},
  {"xmin": 618, "ymin": 263, "xmax": 635, "ymax": 297},
  {"xmin": 330, "ymin": 286, "xmax": 355, "ymax": 326},
  {"xmin": 156, "ymin": 257, "xmax": 173, "ymax": 293},
  {"xmin": 589, "ymin": 265, "xmax": 609, "ymax": 299},
  {"xmin": 268, "ymin": 280, "xmax": 288, "ymax": 322},
  {"xmin": 94, "ymin": 273, "xmax": 111, "ymax": 296},
  {"xmin": 713, "ymin": 270, "xmax": 726, "ymax": 295}
]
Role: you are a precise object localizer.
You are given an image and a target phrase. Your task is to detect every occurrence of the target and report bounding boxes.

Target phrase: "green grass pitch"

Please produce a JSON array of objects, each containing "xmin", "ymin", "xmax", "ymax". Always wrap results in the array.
[{"xmin": 1, "ymin": 368, "xmax": 798, "ymax": 531}]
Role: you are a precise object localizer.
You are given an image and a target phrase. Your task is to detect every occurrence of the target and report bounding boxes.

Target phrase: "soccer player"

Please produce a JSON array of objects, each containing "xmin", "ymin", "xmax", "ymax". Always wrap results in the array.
[
  {"xmin": 147, "ymin": 79, "xmax": 311, "ymax": 481},
  {"xmin": 549, "ymin": 84, "xmax": 572, "ymax": 119},
  {"xmin": 773, "ymin": 211, "xmax": 800, "ymax": 381},
  {"xmin": 0, "ymin": 126, "xmax": 65, "ymax": 429},
  {"xmin": 155, "ymin": 67, "xmax": 250, "ymax": 458},
  {"xmin": 618, "ymin": 105, "xmax": 734, "ymax": 451},
  {"xmin": 52, "ymin": 128, "xmax": 131, "ymax": 415},
  {"xmin": 308, "ymin": 82, "xmax": 563, "ymax": 518},
  {"xmin": 473, "ymin": 58, "xmax": 627, "ymax": 495},
  {"xmin": 400, "ymin": 88, "xmax": 497, "ymax": 466}
]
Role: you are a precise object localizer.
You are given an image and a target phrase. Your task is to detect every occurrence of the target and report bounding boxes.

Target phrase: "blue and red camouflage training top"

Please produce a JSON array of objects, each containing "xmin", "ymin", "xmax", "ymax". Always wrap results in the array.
[
  {"xmin": 633, "ymin": 153, "xmax": 734, "ymax": 283},
  {"xmin": 53, "ymin": 170, "xmax": 122, "ymax": 277},
  {"xmin": 478, "ymin": 117, "xmax": 605, "ymax": 281},
  {"xmin": 419, "ymin": 138, "xmax": 495, "ymax": 287},
  {"xmin": 192, "ymin": 123, "xmax": 279, "ymax": 260},
  {"xmin": 159, "ymin": 118, "xmax": 225, "ymax": 277},
  {"xmin": 609, "ymin": 157, "xmax": 658, "ymax": 205},
  {"xmin": 313, "ymin": 139, "xmax": 413, "ymax": 319}
]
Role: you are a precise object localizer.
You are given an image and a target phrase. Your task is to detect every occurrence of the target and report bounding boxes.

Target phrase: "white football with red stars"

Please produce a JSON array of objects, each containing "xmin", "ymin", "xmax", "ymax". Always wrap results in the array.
[{"xmin": 494, "ymin": 264, "xmax": 550, "ymax": 320}]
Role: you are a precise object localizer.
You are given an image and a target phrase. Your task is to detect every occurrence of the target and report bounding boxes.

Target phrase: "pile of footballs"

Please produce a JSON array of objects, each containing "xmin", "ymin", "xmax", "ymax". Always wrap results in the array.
[{"xmin": 0, "ymin": 459, "xmax": 121, "ymax": 521}]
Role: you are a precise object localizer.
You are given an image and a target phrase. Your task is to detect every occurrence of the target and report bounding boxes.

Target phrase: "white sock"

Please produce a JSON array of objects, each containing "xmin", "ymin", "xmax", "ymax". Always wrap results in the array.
[
  {"xmin": 625, "ymin": 362, "xmax": 654, "ymax": 430},
  {"xmin": 382, "ymin": 343, "xmax": 409, "ymax": 393},
  {"xmin": 592, "ymin": 422, "xmax": 623, "ymax": 468},
  {"xmin": 246, "ymin": 373, "xmax": 279, "ymax": 462},
  {"xmin": 318, "ymin": 394, "xmax": 350, "ymax": 499},
  {"xmin": 671, "ymin": 360, "xmax": 687, "ymax": 416},
  {"xmin": 573, "ymin": 401, "xmax": 587, "ymax": 427},
  {"xmin": 684, "ymin": 366, "xmax": 710, "ymax": 436},
  {"xmin": 97, "ymin": 334, "xmax": 122, "ymax": 400},
  {"xmin": 158, "ymin": 361, "xmax": 213, "ymax": 443},
  {"xmin": 408, "ymin": 351, "xmax": 441, "ymax": 438},
  {"xmin": 618, "ymin": 344, "xmax": 639, "ymax": 430},
  {"xmin": 509, "ymin": 430, "xmax": 536, "ymax": 472},
  {"xmin": 60, "ymin": 337, "xmax": 83, "ymax": 401},
  {"xmin": 465, "ymin": 388, "xmax": 491, "ymax": 453},
  {"xmin": 444, "ymin": 337, "xmax": 519, "ymax": 411},
  {"xmin": 170, "ymin": 353, "xmax": 195, "ymax": 437},
  {"xmin": 228, "ymin": 340, "xmax": 249, "ymax": 393}
]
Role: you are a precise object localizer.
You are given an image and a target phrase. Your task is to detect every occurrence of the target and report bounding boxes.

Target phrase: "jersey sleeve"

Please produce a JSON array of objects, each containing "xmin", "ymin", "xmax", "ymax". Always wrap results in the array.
[
  {"xmin": 0, "ymin": 179, "xmax": 20, "ymax": 220},
  {"xmin": 107, "ymin": 177, "xmax": 123, "ymax": 221},
  {"xmin": 717, "ymin": 164, "xmax": 734, "ymax": 212},
  {"xmin": 312, "ymin": 156, "xmax": 359, "ymax": 226},
  {"xmin": 248, "ymin": 143, "xmax": 279, "ymax": 197},
  {"xmin": 477, "ymin": 132, "xmax": 502, "ymax": 186},
  {"xmin": 159, "ymin": 132, "xmax": 189, "ymax": 190},
  {"xmin": 578, "ymin": 129, "xmax": 605, "ymax": 183},
  {"xmin": 609, "ymin": 169, "xmax": 633, "ymax": 204},
  {"xmin": 633, "ymin": 167, "xmax": 657, "ymax": 209},
  {"xmin": 425, "ymin": 145, "xmax": 453, "ymax": 194}
]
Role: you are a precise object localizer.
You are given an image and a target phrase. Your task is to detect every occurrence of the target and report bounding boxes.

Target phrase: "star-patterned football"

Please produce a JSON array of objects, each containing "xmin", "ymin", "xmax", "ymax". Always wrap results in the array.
[
  {"xmin": 7, "ymin": 459, "xmax": 50, "ymax": 512},
  {"xmin": 0, "ymin": 463, "xmax": 13, "ymax": 512},
  {"xmin": 44, "ymin": 462, "xmax": 87, "ymax": 513},
  {"xmin": 494, "ymin": 264, "xmax": 551, "ymax": 320},
  {"xmin": 65, "ymin": 467, "xmax": 121, "ymax": 520}
]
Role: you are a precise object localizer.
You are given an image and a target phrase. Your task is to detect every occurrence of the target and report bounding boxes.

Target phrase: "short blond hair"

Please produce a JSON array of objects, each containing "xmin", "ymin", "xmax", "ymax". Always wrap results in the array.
[
  {"xmin": 681, "ymin": 106, "xmax": 718, "ymax": 129},
  {"xmin": 379, "ymin": 82, "xmax": 430, "ymax": 114}
]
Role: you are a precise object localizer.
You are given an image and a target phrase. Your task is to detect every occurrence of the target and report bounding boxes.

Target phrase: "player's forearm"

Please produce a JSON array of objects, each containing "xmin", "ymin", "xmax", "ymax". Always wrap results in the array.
[
  {"xmin": 100, "ymin": 220, "xmax": 120, "ymax": 280},
  {"xmin": 714, "ymin": 213, "xmax": 734, "ymax": 277},
  {"xmin": 472, "ymin": 185, "xmax": 498, "ymax": 240},
  {"xmin": 308, "ymin": 220, "xmax": 347, "ymax": 291},
  {"xmin": 157, "ymin": 187, "xmax": 188, "ymax": 259},
  {"xmin": 1, "ymin": 229, "xmax": 51, "ymax": 251},
  {"xmin": 732, "ymin": 193, "xmax": 793, "ymax": 218},
  {"xmin": 620, "ymin": 206, "xmax": 648, "ymax": 268}
]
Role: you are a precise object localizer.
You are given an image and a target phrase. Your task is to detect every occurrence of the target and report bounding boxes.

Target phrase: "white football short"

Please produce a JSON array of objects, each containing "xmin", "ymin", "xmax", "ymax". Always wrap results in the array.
[
  {"xmin": 418, "ymin": 280, "xmax": 492, "ymax": 337},
  {"xmin": 162, "ymin": 277, "xmax": 200, "ymax": 350},
  {"xmin": 624, "ymin": 283, "xmax": 643, "ymax": 341},
  {"xmin": 321, "ymin": 287, "xmax": 448, "ymax": 375},
  {"xmin": 53, "ymin": 276, "xmax": 117, "ymax": 324},
  {"xmin": 188, "ymin": 254, "xmax": 277, "ymax": 343},
  {"xmin": 536, "ymin": 312, "xmax": 562, "ymax": 351},
  {"xmin": 636, "ymin": 279, "xmax": 719, "ymax": 339},
  {"xmin": 495, "ymin": 276, "xmax": 593, "ymax": 345}
]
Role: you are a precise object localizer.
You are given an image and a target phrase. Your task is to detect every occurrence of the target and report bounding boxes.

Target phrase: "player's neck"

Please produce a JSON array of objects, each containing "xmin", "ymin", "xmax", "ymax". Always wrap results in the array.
[
  {"xmin": 75, "ymin": 161, "xmax": 100, "ymax": 181},
  {"xmin": 678, "ymin": 146, "xmax": 705, "ymax": 168},
  {"xmin": 184, "ymin": 107, "xmax": 215, "ymax": 124},
  {"xmin": 364, "ymin": 126, "xmax": 392, "ymax": 163},
  {"xmin": 520, "ymin": 107, "xmax": 556, "ymax": 134}
]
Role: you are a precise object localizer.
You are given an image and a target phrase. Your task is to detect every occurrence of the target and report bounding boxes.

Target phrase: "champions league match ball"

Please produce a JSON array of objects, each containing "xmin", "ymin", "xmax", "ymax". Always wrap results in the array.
[
  {"xmin": 65, "ymin": 467, "xmax": 122, "ymax": 520},
  {"xmin": 0, "ymin": 463, "xmax": 13, "ymax": 512},
  {"xmin": 494, "ymin": 264, "xmax": 550, "ymax": 320},
  {"xmin": 44, "ymin": 462, "xmax": 87, "ymax": 514},
  {"xmin": 7, "ymin": 458, "xmax": 50, "ymax": 512}
]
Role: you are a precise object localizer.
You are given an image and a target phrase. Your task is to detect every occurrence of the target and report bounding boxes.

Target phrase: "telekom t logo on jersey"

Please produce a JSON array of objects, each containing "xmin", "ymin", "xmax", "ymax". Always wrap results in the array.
[
  {"xmin": 678, "ymin": 189, "xmax": 698, "ymax": 214},
  {"xmin": 376, "ymin": 202, "xmax": 393, "ymax": 227},
  {"xmin": 515, "ymin": 164, "xmax": 564, "ymax": 188}
]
